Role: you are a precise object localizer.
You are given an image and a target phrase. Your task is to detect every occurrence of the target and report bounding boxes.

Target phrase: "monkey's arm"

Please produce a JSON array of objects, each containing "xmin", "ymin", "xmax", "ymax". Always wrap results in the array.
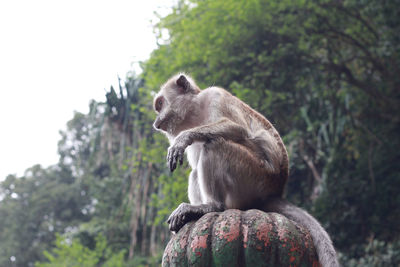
[
  {"xmin": 167, "ymin": 118, "xmax": 249, "ymax": 171},
  {"xmin": 185, "ymin": 118, "xmax": 249, "ymax": 143}
]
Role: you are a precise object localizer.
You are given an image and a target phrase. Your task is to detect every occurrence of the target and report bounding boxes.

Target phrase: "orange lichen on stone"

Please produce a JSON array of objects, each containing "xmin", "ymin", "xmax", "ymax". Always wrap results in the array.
[
  {"xmin": 277, "ymin": 224, "xmax": 289, "ymax": 241},
  {"xmin": 242, "ymin": 224, "xmax": 249, "ymax": 248},
  {"xmin": 214, "ymin": 212, "xmax": 241, "ymax": 243},
  {"xmin": 190, "ymin": 234, "xmax": 208, "ymax": 253},
  {"xmin": 256, "ymin": 221, "xmax": 273, "ymax": 247},
  {"xmin": 218, "ymin": 220, "xmax": 240, "ymax": 242},
  {"xmin": 179, "ymin": 236, "xmax": 187, "ymax": 249}
]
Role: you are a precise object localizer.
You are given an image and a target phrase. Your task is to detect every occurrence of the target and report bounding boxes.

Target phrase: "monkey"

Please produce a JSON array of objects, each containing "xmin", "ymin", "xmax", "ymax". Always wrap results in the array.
[{"xmin": 153, "ymin": 73, "xmax": 339, "ymax": 267}]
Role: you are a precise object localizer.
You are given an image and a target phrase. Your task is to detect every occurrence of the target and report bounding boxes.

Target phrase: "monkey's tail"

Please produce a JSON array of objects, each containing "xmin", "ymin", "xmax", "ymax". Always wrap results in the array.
[{"xmin": 263, "ymin": 197, "xmax": 339, "ymax": 267}]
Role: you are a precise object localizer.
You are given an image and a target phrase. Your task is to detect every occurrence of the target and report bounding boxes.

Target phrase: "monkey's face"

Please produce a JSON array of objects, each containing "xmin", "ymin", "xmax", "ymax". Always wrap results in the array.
[
  {"xmin": 153, "ymin": 93, "xmax": 184, "ymax": 135},
  {"xmin": 153, "ymin": 74, "xmax": 200, "ymax": 136},
  {"xmin": 153, "ymin": 94, "xmax": 169, "ymax": 132}
]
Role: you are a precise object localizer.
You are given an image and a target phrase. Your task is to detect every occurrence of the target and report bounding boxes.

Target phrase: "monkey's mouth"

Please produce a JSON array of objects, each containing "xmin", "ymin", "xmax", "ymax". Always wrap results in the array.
[{"xmin": 153, "ymin": 119, "xmax": 167, "ymax": 131}]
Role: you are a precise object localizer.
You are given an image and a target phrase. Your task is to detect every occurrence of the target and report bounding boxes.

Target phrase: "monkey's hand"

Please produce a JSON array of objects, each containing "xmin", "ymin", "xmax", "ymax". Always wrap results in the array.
[
  {"xmin": 167, "ymin": 132, "xmax": 192, "ymax": 172},
  {"xmin": 167, "ymin": 203, "xmax": 202, "ymax": 232}
]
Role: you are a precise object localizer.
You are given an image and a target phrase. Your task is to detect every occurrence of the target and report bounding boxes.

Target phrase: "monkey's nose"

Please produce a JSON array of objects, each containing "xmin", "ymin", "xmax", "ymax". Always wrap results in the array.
[{"xmin": 153, "ymin": 119, "xmax": 163, "ymax": 130}]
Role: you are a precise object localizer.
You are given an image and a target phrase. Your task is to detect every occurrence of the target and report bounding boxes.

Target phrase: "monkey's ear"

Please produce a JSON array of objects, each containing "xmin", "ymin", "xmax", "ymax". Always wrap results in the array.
[{"xmin": 176, "ymin": 75, "xmax": 192, "ymax": 93}]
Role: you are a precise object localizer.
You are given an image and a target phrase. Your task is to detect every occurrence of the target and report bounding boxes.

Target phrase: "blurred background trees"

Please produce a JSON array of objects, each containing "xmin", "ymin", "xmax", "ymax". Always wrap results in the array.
[{"xmin": 0, "ymin": 0, "xmax": 399, "ymax": 266}]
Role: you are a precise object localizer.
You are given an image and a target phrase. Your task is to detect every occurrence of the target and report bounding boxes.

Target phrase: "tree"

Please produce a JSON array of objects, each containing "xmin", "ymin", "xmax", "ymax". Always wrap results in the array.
[
  {"xmin": 35, "ymin": 234, "xmax": 125, "ymax": 267},
  {"xmin": 0, "ymin": 165, "xmax": 91, "ymax": 266},
  {"xmin": 143, "ymin": 0, "xmax": 400, "ymax": 263}
]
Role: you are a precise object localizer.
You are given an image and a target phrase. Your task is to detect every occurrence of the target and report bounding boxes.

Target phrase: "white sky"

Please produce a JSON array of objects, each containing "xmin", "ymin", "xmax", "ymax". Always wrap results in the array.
[{"xmin": 0, "ymin": 0, "xmax": 175, "ymax": 180}]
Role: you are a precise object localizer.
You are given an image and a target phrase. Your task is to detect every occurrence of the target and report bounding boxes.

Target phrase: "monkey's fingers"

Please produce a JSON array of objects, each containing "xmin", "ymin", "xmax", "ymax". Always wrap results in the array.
[
  {"xmin": 168, "ymin": 216, "xmax": 175, "ymax": 231},
  {"xmin": 178, "ymin": 150, "xmax": 184, "ymax": 165},
  {"xmin": 170, "ymin": 212, "xmax": 180, "ymax": 232},
  {"xmin": 172, "ymin": 152, "xmax": 178, "ymax": 171},
  {"xmin": 167, "ymin": 148, "xmax": 175, "ymax": 172},
  {"xmin": 172, "ymin": 147, "xmax": 183, "ymax": 172},
  {"xmin": 167, "ymin": 213, "xmax": 173, "ymax": 224},
  {"xmin": 169, "ymin": 160, "xmax": 173, "ymax": 172},
  {"xmin": 167, "ymin": 149, "xmax": 172, "ymax": 170},
  {"xmin": 167, "ymin": 208, "xmax": 178, "ymax": 225},
  {"xmin": 170, "ymin": 151, "xmax": 177, "ymax": 172},
  {"xmin": 170, "ymin": 214, "xmax": 186, "ymax": 232},
  {"xmin": 169, "ymin": 216, "xmax": 177, "ymax": 231}
]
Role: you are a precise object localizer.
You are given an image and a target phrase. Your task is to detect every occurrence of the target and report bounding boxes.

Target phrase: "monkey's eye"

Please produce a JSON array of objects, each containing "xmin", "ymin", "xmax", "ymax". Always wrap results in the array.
[{"xmin": 155, "ymin": 97, "xmax": 163, "ymax": 112}]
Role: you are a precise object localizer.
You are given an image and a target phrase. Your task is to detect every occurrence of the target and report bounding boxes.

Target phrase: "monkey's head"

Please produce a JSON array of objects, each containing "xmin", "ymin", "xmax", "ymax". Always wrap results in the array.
[{"xmin": 153, "ymin": 73, "xmax": 201, "ymax": 136}]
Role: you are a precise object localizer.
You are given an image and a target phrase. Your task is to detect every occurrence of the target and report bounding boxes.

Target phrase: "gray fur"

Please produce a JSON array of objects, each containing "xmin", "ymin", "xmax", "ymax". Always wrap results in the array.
[
  {"xmin": 154, "ymin": 73, "xmax": 338, "ymax": 266},
  {"xmin": 264, "ymin": 198, "xmax": 339, "ymax": 267}
]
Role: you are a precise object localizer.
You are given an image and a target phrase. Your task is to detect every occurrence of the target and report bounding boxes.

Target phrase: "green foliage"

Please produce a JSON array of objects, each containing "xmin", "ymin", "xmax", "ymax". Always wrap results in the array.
[
  {"xmin": 0, "ymin": 165, "xmax": 91, "ymax": 267},
  {"xmin": 152, "ymin": 168, "xmax": 190, "ymax": 225},
  {"xmin": 339, "ymin": 239, "xmax": 400, "ymax": 267},
  {"xmin": 35, "ymin": 234, "xmax": 125, "ymax": 267},
  {"xmin": 126, "ymin": 252, "xmax": 163, "ymax": 267},
  {"xmin": 143, "ymin": 0, "xmax": 400, "ymax": 264}
]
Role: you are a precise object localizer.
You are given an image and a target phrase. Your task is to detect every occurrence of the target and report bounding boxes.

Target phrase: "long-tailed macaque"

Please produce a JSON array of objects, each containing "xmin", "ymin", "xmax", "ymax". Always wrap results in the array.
[{"xmin": 153, "ymin": 73, "xmax": 339, "ymax": 267}]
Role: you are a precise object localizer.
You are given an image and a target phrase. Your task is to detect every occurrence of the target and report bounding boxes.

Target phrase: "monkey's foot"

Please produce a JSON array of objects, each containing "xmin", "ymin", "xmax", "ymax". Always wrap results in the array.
[{"xmin": 167, "ymin": 203, "xmax": 203, "ymax": 232}]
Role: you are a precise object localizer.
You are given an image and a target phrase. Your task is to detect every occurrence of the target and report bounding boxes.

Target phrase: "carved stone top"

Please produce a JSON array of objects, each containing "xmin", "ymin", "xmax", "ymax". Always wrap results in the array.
[{"xmin": 163, "ymin": 209, "xmax": 320, "ymax": 267}]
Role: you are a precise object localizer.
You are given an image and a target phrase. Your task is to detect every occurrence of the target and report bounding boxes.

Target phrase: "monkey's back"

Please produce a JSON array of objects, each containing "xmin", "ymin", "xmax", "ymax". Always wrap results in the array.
[{"xmin": 201, "ymin": 86, "xmax": 289, "ymax": 189}]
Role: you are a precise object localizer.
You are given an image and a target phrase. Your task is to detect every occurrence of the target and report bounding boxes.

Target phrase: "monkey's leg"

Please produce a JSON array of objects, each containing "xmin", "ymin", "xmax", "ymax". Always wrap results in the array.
[
  {"xmin": 168, "ymin": 118, "xmax": 281, "ymax": 173},
  {"xmin": 168, "ymin": 138, "xmax": 284, "ymax": 232},
  {"xmin": 197, "ymin": 139, "xmax": 285, "ymax": 210},
  {"xmin": 188, "ymin": 169, "xmax": 202, "ymax": 204},
  {"xmin": 167, "ymin": 120, "xmax": 283, "ymax": 231},
  {"xmin": 167, "ymin": 169, "xmax": 224, "ymax": 232}
]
